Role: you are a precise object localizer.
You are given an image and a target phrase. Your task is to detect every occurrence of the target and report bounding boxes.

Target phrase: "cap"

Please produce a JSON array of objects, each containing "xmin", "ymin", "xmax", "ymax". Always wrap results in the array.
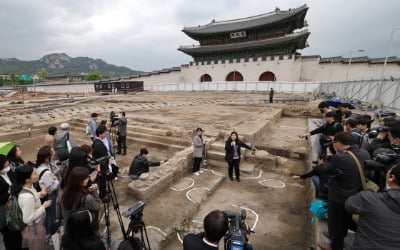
[{"xmin": 60, "ymin": 122, "xmax": 70, "ymax": 130}]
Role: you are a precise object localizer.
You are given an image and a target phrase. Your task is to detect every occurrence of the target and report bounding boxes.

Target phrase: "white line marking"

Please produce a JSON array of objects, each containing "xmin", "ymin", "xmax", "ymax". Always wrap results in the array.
[
  {"xmin": 177, "ymin": 232, "xmax": 183, "ymax": 244},
  {"xmin": 186, "ymin": 187, "xmax": 211, "ymax": 203},
  {"xmin": 170, "ymin": 177, "xmax": 195, "ymax": 191},
  {"xmin": 203, "ymin": 168, "xmax": 225, "ymax": 177},
  {"xmin": 231, "ymin": 204, "xmax": 259, "ymax": 231},
  {"xmin": 258, "ymin": 179, "xmax": 286, "ymax": 188},
  {"xmin": 146, "ymin": 226, "xmax": 167, "ymax": 237},
  {"xmin": 241, "ymin": 169, "xmax": 263, "ymax": 179}
]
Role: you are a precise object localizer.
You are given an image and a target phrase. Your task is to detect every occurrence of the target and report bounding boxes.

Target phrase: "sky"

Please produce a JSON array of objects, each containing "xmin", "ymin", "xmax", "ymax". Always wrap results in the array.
[{"xmin": 0, "ymin": 0, "xmax": 399, "ymax": 72}]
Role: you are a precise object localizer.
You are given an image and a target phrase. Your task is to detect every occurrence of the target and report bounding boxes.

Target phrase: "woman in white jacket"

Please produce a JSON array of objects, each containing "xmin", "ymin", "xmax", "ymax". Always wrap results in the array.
[
  {"xmin": 36, "ymin": 146, "xmax": 60, "ymax": 239},
  {"xmin": 12, "ymin": 164, "xmax": 51, "ymax": 250}
]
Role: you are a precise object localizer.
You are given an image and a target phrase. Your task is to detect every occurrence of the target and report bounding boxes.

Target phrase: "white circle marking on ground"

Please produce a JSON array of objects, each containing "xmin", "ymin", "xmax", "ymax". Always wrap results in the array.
[
  {"xmin": 240, "ymin": 169, "xmax": 263, "ymax": 179},
  {"xmin": 231, "ymin": 204, "xmax": 259, "ymax": 231},
  {"xmin": 258, "ymin": 179, "xmax": 286, "ymax": 188},
  {"xmin": 146, "ymin": 226, "xmax": 167, "ymax": 237},
  {"xmin": 202, "ymin": 168, "xmax": 225, "ymax": 177},
  {"xmin": 170, "ymin": 177, "xmax": 195, "ymax": 191},
  {"xmin": 177, "ymin": 232, "xmax": 183, "ymax": 244},
  {"xmin": 186, "ymin": 187, "xmax": 211, "ymax": 203}
]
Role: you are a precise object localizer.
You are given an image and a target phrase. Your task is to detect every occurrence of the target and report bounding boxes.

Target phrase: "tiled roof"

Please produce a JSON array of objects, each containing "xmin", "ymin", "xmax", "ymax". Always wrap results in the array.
[
  {"xmin": 179, "ymin": 30, "xmax": 310, "ymax": 54},
  {"xmin": 182, "ymin": 5, "xmax": 308, "ymax": 35}
]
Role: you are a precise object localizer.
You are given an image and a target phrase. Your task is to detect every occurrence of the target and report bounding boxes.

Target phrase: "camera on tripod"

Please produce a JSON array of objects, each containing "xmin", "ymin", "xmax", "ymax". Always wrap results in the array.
[
  {"xmin": 224, "ymin": 209, "xmax": 253, "ymax": 250},
  {"xmin": 123, "ymin": 201, "xmax": 145, "ymax": 220},
  {"xmin": 110, "ymin": 111, "xmax": 119, "ymax": 127}
]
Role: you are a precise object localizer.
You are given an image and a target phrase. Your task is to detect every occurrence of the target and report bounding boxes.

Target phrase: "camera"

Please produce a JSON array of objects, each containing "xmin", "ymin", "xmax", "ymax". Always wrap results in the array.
[
  {"xmin": 122, "ymin": 201, "xmax": 145, "ymax": 219},
  {"xmin": 110, "ymin": 111, "xmax": 119, "ymax": 127},
  {"xmin": 364, "ymin": 152, "xmax": 400, "ymax": 171},
  {"xmin": 368, "ymin": 126, "xmax": 389, "ymax": 139},
  {"xmin": 224, "ymin": 210, "xmax": 252, "ymax": 250}
]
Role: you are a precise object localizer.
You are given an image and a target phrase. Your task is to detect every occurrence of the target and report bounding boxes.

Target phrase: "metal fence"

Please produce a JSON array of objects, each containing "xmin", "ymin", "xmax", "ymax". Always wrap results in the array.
[
  {"xmin": 318, "ymin": 79, "xmax": 400, "ymax": 109},
  {"xmin": 145, "ymin": 81, "xmax": 320, "ymax": 93},
  {"xmin": 146, "ymin": 79, "xmax": 400, "ymax": 109}
]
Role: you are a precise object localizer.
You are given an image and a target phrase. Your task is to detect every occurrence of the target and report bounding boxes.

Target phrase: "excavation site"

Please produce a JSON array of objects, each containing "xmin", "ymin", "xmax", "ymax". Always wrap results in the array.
[{"xmin": 0, "ymin": 91, "xmax": 320, "ymax": 249}]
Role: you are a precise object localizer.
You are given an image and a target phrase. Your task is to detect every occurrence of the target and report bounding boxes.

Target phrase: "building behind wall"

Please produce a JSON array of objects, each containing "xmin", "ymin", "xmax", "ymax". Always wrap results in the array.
[{"xmin": 128, "ymin": 5, "xmax": 400, "ymax": 85}]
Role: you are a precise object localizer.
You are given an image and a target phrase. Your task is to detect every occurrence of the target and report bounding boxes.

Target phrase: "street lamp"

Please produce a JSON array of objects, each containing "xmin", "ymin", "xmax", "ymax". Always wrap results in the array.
[
  {"xmin": 375, "ymin": 26, "xmax": 400, "ymax": 102},
  {"xmin": 345, "ymin": 49, "xmax": 365, "ymax": 82}
]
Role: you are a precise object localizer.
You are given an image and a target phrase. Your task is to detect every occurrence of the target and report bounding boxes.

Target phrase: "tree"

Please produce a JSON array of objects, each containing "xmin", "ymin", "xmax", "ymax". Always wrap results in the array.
[
  {"xmin": 0, "ymin": 76, "xmax": 4, "ymax": 86},
  {"xmin": 10, "ymin": 73, "xmax": 18, "ymax": 84},
  {"xmin": 37, "ymin": 70, "xmax": 49, "ymax": 80},
  {"xmin": 86, "ymin": 72, "xmax": 102, "ymax": 81}
]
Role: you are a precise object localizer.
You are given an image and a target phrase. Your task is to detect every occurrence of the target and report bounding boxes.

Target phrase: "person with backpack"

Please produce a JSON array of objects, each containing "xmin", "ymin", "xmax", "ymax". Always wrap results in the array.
[
  {"xmin": 55, "ymin": 123, "xmax": 75, "ymax": 161},
  {"xmin": 0, "ymin": 155, "xmax": 22, "ymax": 250},
  {"xmin": 11, "ymin": 164, "xmax": 51, "ymax": 250},
  {"xmin": 36, "ymin": 146, "xmax": 60, "ymax": 240}
]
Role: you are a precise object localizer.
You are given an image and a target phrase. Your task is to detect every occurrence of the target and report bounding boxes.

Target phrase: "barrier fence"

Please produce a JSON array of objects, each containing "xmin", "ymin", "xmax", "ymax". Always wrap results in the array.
[{"xmin": 146, "ymin": 79, "xmax": 400, "ymax": 109}]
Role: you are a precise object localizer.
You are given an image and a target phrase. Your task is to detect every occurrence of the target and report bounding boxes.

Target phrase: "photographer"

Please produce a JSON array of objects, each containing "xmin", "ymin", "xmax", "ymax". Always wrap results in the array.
[
  {"xmin": 92, "ymin": 125, "xmax": 111, "ymax": 200},
  {"xmin": 318, "ymin": 132, "xmax": 370, "ymax": 250},
  {"xmin": 116, "ymin": 112, "xmax": 127, "ymax": 155},
  {"xmin": 312, "ymin": 101, "xmax": 332, "ymax": 126},
  {"xmin": 345, "ymin": 164, "xmax": 400, "ymax": 249},
  {"xmin": 129, "ymin": 148, "xmax": 166, "ymax": 180},
  {"xmin": 183, "ymin": 210, "xmax": 252, "ymax": 250},
  {"xmin": 301, "ymin": 111, "xmax": 343, "ymax": 153}
]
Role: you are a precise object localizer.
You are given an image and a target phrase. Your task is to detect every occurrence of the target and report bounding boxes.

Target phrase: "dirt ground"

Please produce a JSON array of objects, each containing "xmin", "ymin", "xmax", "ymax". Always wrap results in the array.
[{"xmin": 0, "ymin": 91, "xmax": 316, "ymax": 249}]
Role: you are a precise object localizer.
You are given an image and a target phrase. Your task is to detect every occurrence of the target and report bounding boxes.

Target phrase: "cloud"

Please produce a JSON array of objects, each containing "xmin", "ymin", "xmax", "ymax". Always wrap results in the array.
[{"xmin": 0, "ymin": 0, "xmax": 399, "ymax": 71}]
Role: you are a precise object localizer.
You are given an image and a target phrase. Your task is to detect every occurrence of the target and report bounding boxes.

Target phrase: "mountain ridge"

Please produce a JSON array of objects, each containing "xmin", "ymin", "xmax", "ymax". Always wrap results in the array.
[{"xmin": 0, "ymin": 53, "xmax": 141, "ymax": 77}]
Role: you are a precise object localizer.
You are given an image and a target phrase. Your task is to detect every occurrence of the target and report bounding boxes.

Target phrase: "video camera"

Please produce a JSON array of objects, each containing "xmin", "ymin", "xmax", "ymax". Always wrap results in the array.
[
  {"xmin": 364, "ymin": 152, "xmax": 400, "ymax": 171},
  {"xmin": 110, "ymin": 111, "xmax": 119, "ymax": 127},
  {"xmin": 224, "ymin": 210, "xmax": 252, "ymax": 250},
  {"xmin": 368, "ymin": 126, "xmax": 389, "ymax": 139},
  {"xmin": 123, "ymin": 201, "xmax": 145, "ymax": 220}
]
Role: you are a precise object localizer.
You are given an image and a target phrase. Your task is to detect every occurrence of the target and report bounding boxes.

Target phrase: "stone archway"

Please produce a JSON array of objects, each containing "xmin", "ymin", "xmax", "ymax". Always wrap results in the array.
[
  {"xmin": 259, "ymin": 71, "xmax": 276, "ymax": 81},
  {"xmin": 200, "ymin": 74, "xmax": 212, "ymax": 82},
  {"xmin": 226, "ymin": 71, "xmax": 244, "ymax": 81}
]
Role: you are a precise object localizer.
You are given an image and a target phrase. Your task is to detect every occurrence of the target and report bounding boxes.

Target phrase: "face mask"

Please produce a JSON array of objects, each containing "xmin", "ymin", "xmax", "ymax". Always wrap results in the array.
[{"xmin": 1, "ymin": 166, "xmax": 10, "ymax": 173}]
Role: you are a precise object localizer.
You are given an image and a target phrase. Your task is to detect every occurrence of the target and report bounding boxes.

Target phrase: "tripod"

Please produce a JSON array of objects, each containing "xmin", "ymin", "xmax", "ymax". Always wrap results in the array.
[
  {"xmin": 125, "ymin": 213, "xmax": 152, "ymax": 250},
  {"xmin": 99, "ymin": 165, "xmax": 127, "ymax": 249}
]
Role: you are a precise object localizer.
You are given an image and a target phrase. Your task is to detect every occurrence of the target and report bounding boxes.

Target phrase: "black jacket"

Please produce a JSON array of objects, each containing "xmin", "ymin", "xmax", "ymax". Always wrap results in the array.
[
  {"xmin": 368, "ymin": 138, "xmax": 391, "ymax": 156},
  {"xmin": 183, "ymin": 232, "xmax": 218, "ymax": 250},
  {"xmin": 310, "ymin": 121, "xmax": 343, "ymax": 137},
  {"xmin": 300, "ymin": 164, "xmax": 329, "ymax": 193},
  {"xmin": 224, "ymin": 140, "xmax": 252, "ymax": 164},
  {"xmin": 92, "ymin": 138, "xmax": 108, "ymax": 159},
  {"xmin": 345, "ymin": 189, "xmax": 400, "ymax": 249},
  {"xmin": 0, "ymin": 175, "xmax": 10, "ymax": 206},
  {"xmin": 129, "ymin": 155, "xmax": 160, "ymax": 177},
  {"xmin": 325, "ymin": 145, "xmax": 371, "ymax": 203}
]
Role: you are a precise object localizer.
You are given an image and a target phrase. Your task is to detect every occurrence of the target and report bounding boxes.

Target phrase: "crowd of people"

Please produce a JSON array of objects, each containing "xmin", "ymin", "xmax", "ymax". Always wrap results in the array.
[
  {"xmin": 0, "ymin": 111, "xmax": 131, "ymax": 250},
  {"xmin": 295, "ymin": 101, "xmax": 400, "ymax": 250}
]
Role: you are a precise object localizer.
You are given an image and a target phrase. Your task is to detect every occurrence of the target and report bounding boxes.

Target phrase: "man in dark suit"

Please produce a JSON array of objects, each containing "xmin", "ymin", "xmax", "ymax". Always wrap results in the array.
[{"xmin": 318, "ymin": 132, "xmax": 370, "ymax": 250}]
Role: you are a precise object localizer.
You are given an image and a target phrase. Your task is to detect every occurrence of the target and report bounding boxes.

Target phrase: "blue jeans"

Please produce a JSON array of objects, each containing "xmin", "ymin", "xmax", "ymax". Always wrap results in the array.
[
  {"xmin": 44, "ymin": 190, "xmax": 58, "ymax": 237},
  {"xmin": 311, "ymin": 175, "xmax": 327, "ymax": 199}
]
